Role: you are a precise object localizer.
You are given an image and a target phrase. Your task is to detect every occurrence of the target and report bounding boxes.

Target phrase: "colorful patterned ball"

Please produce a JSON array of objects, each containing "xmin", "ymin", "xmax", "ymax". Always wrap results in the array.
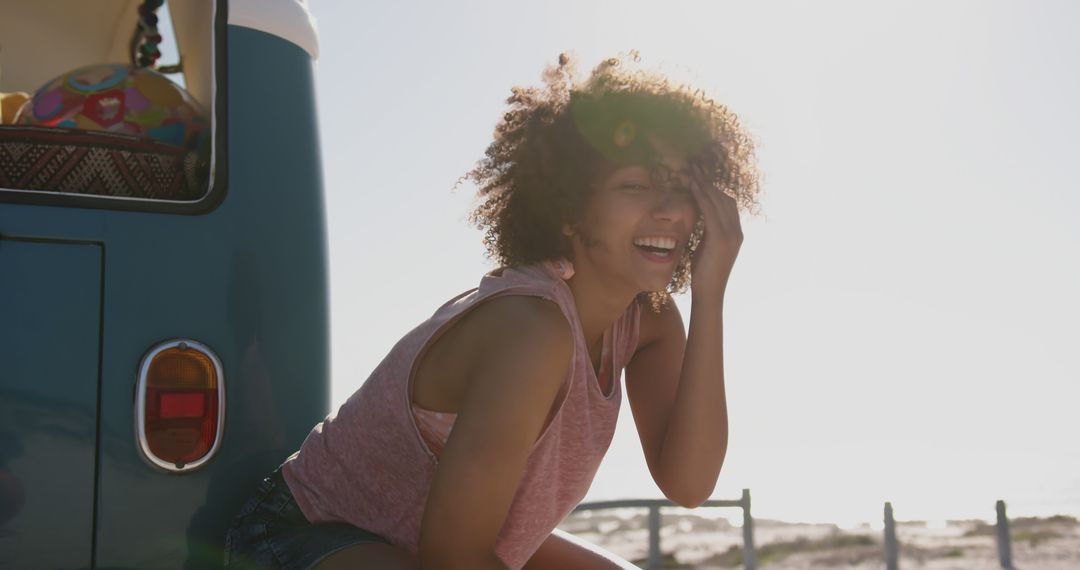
[{"xmin": 17, "ymin": 64, "xmax": 207, "ymax": 149}]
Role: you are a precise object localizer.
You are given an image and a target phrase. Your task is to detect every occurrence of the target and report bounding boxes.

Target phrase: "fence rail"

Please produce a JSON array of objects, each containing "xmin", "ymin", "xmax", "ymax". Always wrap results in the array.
[
  {"xmin": 573, "ymin": 489, "xmax": 756, "ymax": 570},
  {"xmin": 575, "ymin": 492, "xmax": 1022, "ymax": 570}
]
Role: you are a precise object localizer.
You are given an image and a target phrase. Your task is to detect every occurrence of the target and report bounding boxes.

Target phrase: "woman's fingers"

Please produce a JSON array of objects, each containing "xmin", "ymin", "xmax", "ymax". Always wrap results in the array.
[
  {"xmin": 688, "ymin": 164, "xmax": 739, "ymax": 237},
  {"xmin": 718, "ymin": 190, "xmax": 742, "ymax": 237},
  {"xmin": 686, "ymin": 170, "xmax": 720, "ymax": 231},
  {"xmin": 702, "ymin": 167, "xmax": 741, "ymax": 237}
]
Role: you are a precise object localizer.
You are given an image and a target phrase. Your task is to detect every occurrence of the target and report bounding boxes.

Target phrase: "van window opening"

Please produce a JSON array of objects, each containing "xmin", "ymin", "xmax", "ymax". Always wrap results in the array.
[{"xmin": 0, "ymin": 0, "xmax": 220, "ymax": 210}]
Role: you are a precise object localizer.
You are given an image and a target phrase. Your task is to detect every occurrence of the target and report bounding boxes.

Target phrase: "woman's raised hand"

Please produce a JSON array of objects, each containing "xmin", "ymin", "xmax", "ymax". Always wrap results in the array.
[{"xmin": 685, "ymin": 163, "xmax": 743, "ymax": 305}]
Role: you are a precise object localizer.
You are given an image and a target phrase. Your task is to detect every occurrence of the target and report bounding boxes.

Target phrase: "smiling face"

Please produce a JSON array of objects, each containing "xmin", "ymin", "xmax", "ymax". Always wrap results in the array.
[{"xmin": 564, "ymin": 139, "xmax": 700, "ymax": 295}]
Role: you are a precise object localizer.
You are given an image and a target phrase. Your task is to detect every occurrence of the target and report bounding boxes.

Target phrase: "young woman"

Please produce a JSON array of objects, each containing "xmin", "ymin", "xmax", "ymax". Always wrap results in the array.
[{"xmin": 224, "ymin": 52, "xmax": 761, "ymax": 570}]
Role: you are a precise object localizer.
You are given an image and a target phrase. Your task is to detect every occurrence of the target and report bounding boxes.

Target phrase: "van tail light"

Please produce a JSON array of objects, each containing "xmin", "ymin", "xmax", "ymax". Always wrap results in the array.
[{"xmin": 135, "ymin": 339, "xmax": 225, "ymax": 472}]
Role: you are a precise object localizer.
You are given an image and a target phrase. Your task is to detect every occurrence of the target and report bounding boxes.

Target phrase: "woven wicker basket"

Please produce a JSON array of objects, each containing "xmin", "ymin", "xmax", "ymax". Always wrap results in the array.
[{"xmin": 0, "ymin": 125, "xmax": 208, "ymax": 201}]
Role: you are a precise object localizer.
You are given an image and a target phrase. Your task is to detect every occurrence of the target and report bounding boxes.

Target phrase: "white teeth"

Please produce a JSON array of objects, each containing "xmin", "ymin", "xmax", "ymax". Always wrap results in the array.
[{"xmin": 633, "ymin": 236, "xmax": 676, "ymax": 250}]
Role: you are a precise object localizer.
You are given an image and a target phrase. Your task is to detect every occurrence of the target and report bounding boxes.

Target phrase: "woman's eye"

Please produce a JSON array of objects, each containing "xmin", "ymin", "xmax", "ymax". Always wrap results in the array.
[{"xmin": 620, "ymin": 183, "xmax": 650, "ymax": 192}]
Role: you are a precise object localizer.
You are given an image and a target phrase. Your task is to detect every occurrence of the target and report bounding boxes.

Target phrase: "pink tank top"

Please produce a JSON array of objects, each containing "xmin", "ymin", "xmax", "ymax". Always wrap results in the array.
[
  {"xmin": 281, "ymin": 262, "xmax": 641, "ymax": 568},
  {"xmin": 410, "ymin": 322, "xmax": 617, "ymax": 457}
]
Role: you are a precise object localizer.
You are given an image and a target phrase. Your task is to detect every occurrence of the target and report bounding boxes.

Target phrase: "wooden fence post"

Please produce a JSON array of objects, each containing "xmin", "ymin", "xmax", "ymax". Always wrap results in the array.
[
  {"xmin": 742, "ymin": 488, "xmax": 757, "ymax": 570},
  {"xmin": 996, "ymin": 500, "xmax": 1014, "ymax": 570},
  {"xmin": 647, "ymin": 504, "xmax": 661, "ymax": 570},
  {"xmin": 884, "ymin": 502, "xmax": 899, "ymax": 570}
]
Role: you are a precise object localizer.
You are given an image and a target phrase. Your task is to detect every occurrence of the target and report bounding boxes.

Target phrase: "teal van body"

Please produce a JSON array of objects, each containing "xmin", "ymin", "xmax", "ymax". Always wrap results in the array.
[{"xmin": 0, "ymin": 4, "xmax": 330, "ymax": 567}]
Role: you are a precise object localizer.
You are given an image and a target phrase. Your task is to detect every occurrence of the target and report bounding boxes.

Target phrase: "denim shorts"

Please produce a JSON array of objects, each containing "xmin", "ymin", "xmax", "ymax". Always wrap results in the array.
[{"xmin": 223, "ymin": 468, "xmax": 391, "ymax": 569}]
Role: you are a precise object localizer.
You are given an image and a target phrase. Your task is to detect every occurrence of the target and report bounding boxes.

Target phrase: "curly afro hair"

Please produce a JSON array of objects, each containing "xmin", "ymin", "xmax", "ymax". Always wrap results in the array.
[{"xmin": 465, "ymin": 52, "xmax": 762, "ymax": 308}]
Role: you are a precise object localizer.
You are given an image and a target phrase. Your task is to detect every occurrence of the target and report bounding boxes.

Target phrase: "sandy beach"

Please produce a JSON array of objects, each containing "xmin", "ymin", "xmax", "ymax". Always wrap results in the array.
[{"xmin": 559, "ymin": 511, "xmax": 1080, "ymax": 569}]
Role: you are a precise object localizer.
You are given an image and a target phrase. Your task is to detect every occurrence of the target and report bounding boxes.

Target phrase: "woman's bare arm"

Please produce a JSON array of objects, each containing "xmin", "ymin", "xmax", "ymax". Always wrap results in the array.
[
  {"xmin": 625, "ymin": 296, "xmax": 729, "ymax": 507},
  {"xmin": 625, "ymin": 162, "xmax": 742, "ymax": 507},
  {"xmin": 417, "ymin": 296, "xmax": 573, "ymax": 569}
]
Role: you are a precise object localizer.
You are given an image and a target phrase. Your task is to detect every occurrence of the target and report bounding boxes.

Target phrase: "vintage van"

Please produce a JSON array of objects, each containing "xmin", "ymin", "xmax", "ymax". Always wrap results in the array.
[{"xmin": 0, "ymin": 1, "xmax": 329, "ymax": 567}]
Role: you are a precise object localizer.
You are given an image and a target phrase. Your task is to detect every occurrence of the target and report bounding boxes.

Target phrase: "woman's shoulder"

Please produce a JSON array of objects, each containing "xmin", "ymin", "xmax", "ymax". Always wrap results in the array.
[
  {"xmin": 466, "ymin": 294, "xmax": 572, "ymax": 350},
  {"xmin": 438, "ymin": 294, "xmax": 573, "ymax": 404}
]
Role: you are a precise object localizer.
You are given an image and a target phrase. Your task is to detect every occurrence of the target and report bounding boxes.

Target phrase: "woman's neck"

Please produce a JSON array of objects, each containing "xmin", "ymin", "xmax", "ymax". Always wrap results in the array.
[{"xmin": 563, "ymin": 268, "xmax": 638, "ymax": 350}]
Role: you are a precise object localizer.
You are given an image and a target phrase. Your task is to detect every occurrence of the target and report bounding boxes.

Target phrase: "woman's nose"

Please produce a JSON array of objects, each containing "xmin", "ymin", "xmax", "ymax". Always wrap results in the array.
[{"xmin": 651, "ymin": 188, "xmax": 694, "ymax": 221}]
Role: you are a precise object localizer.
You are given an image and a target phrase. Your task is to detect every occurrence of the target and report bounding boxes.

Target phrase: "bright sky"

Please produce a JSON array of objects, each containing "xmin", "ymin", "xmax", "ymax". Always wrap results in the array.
[{"xmin": 304, "ymin": 0, "xmax": 1079, "ymax": 526}]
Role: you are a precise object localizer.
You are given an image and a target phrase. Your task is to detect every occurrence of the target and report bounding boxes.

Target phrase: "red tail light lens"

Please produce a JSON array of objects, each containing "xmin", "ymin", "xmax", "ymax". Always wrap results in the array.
[
  {"xmin": 136, "ymin": 339, "xmax": 225, "ymax": 472},
  {"xmin": 159, "ymin": 392, "xmax": 207, "ymax": 419}
]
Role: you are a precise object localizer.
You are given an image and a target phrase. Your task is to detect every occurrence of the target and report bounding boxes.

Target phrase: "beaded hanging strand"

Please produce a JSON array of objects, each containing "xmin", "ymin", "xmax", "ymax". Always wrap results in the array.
[
  {"xmin": 131, "ymin": 0, "xmax": 164, "ymax": 67},
  {"xmin": 129, "ymin": 0, "xmax": 181, "ymax": 73}
]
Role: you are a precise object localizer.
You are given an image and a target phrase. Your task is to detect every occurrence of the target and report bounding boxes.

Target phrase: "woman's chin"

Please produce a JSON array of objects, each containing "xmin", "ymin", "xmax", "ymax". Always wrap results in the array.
[{"xmin": 637, "ymin": 275, "xmax": 673, "ymax": 295}]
